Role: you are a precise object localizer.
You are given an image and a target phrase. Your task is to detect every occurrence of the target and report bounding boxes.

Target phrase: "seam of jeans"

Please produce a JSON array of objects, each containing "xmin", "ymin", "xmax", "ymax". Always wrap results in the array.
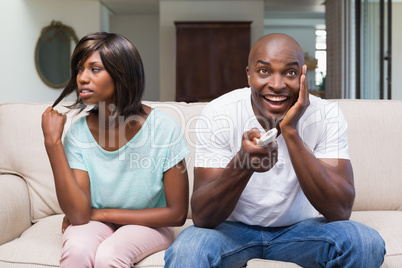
[
  {"xmin": 270, "ymin": 237, "xmax": 342, "ymax": 251},
  {"xmin": 267, "ymin": 237, "xmax": 344, "ymax": 265}
]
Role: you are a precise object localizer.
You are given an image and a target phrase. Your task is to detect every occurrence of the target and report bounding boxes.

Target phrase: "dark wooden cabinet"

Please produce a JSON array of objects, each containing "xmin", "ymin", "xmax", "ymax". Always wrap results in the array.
[{"xmin": 175, "ymin": 21, "xmax": 252, "ymax": 102}]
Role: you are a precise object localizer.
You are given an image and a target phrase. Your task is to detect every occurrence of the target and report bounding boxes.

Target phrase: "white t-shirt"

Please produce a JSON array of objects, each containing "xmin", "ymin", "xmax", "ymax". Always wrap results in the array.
[{"xmin": 195, "ymin": 87, "xmax": 350, "ymax": 227}]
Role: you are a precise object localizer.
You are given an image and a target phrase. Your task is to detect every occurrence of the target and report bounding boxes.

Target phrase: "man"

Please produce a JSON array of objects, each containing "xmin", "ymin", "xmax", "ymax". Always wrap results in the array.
[{"xmin": 165, "ymin": 33, "xmax": 385, "ymax": 267}]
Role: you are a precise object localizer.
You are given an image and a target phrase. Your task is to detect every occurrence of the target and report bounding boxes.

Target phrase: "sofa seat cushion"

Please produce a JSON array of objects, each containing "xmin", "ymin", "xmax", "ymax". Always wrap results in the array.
[
  {"xmin": 0, "ymin": 214, "xmax": 62, "ymax": 267},
  {"xmin": 247, "ymin": 259, "xmax": 301, "ymax": 267},
  {"xmin": 134, "ymin": 251, "xmax": 165, "ymax": 267}
]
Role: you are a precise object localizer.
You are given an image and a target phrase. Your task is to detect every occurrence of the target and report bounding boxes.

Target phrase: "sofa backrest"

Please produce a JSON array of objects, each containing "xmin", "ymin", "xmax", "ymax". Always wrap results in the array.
[
  {"xmin": 336, "ymin": 99, "xmax": 402, "ymax": 211},
  {"xmin": 0, "ymin": 103, "xmax": 64, "ymax": 222},
  {"xmin": 1, "ymin": 99, "xmax": 401, "ymax": 223}
]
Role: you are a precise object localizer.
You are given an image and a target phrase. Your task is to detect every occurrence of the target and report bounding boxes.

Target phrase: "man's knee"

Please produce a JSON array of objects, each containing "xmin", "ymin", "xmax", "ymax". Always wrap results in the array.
[
  {"xmin": 332, "ymin": 220, "xmax": 385, "ymax": 266},
  {"xmin": 165, "ymin": 225, "xmax": 221, "ymax": 267},
  {"xmin": 351, "ymin": 221, "xmax": 385, "ymax": 259},
  {"xmin": 166, "ymin": 226, "xmax": 215, "ymax": 255}
]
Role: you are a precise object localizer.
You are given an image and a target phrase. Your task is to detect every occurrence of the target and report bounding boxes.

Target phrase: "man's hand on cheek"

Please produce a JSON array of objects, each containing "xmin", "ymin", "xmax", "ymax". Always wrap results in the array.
[{"xmin": 280, "ymin": 64, "xmax": 310, "ymax": 132}]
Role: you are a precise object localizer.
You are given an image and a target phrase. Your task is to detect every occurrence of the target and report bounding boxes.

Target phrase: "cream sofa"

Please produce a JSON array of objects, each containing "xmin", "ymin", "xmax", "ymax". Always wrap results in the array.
[{"xmin": 1, "ymin": 99, "xmax": 402, "ymax": 268}]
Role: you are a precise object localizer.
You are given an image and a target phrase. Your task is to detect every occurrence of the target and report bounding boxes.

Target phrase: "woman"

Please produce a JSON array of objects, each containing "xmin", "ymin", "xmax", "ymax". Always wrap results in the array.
[{"xmin": 42, "ymin": 32, "xmax": 189, "ymax": 267}]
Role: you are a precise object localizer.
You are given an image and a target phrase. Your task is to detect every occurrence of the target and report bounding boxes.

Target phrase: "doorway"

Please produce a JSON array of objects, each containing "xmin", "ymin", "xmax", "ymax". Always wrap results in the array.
[{"xmin": 357, "ymin": 0, "xmax": 392, "ymax": 99}]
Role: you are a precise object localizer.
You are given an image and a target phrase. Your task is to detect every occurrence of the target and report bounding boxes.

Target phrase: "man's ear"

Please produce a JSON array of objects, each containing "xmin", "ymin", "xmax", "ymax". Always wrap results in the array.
[{"xmin": 246, "ymin": 66, "xmax": 251, "ymax": 86}]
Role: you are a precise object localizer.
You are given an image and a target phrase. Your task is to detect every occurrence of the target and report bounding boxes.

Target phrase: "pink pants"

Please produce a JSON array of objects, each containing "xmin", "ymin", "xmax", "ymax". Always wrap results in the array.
[{"xmin": 60, "ymin": 221, "xmax": 174, "ymax": 268}]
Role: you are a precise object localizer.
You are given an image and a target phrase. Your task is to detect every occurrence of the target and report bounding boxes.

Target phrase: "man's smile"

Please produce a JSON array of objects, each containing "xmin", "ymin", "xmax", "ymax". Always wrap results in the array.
[{"xmin": 263, "ymin": 95, "xmax": 288, "ymax": 103}]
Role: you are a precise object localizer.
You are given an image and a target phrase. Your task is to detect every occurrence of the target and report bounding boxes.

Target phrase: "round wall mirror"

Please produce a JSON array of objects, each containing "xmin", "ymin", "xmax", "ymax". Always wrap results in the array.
[{"xmin": 35, "ymin": 21, "xmax": 78, "ymax": 88}]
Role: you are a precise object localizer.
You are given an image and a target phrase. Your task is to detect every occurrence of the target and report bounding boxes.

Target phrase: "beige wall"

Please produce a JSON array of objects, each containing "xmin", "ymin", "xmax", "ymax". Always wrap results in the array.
[
  {"xmin": 392, "ymin": 2, "xmax": 402, "ymax": 100},
  {"xmin": 159, "ymin": 0, "xmax": 264, "ymax": 101},
  {"xmin": 0, "ymin": 0, "xmax": 101, "ymax": 103},
  {"xmin": 110, "ymin": 14, "xmax": 160, "ymax": 101}
]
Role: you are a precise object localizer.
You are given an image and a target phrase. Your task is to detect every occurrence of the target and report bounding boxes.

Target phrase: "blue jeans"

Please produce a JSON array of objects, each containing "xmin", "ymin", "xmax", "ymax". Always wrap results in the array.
[{"xmin": 164, "ymin": 217, "xmax": 385, "ymax": 268}]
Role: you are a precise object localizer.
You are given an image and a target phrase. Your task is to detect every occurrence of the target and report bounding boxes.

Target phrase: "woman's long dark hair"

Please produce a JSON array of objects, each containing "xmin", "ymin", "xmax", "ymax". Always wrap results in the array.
[{"xmin": 53, "ymin": 32, "xmax": 146, "ymax": 118}]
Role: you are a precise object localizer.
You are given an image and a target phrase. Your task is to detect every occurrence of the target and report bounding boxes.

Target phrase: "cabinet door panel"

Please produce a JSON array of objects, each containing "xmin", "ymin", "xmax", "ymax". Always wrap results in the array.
[{"xmin": 175, "ymin": 22, "xmax": 251, "ymax": 102}]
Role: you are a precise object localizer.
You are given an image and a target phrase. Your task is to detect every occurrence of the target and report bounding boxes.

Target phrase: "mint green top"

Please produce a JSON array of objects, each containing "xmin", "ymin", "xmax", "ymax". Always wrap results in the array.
[{"xmin": 63, "ymin": 109, "xmax": 189, "ymax": 210}]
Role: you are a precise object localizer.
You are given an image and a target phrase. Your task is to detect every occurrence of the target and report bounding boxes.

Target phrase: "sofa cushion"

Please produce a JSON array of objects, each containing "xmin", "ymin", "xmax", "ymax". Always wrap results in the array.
[
  {"xmin": 0, "ymin": 174, "xmax": 31, "ymax": 245},
  {"xmin": 247, "ymin": 259, "xmax": 301, "ymax": 267},
  {"xmin": 336, "ymin": 100, "xmax": 402, "ymax": 211},
  {"xmin": 0, "ymin": 103, "xmax": 64, "ymax": 222},
  {"xmin": 0, "ymin": 214, "xmax": 62, "ymax": 267},
  {"xmin": 134, "ymin": 251, "xmax": 165, "ymax": 268}
]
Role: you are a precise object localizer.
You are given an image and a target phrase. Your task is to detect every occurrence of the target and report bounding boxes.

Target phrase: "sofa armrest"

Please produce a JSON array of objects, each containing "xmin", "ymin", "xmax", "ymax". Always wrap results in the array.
[{"xmin": 0, "ymin": 174, "xmax": 32, "ymax": 245}]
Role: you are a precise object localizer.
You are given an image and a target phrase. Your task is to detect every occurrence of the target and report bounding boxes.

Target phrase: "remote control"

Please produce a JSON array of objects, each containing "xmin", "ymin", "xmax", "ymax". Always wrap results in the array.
[{"xmin": 256, "ymin": 128, "xmax": 278, "ymax": 147}]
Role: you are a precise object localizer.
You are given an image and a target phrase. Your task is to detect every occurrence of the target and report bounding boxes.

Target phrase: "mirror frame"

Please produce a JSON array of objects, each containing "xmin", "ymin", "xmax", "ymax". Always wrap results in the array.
[{"xmin": 35, "ymin": 21, "xmax": 78, "ymax": 89}]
